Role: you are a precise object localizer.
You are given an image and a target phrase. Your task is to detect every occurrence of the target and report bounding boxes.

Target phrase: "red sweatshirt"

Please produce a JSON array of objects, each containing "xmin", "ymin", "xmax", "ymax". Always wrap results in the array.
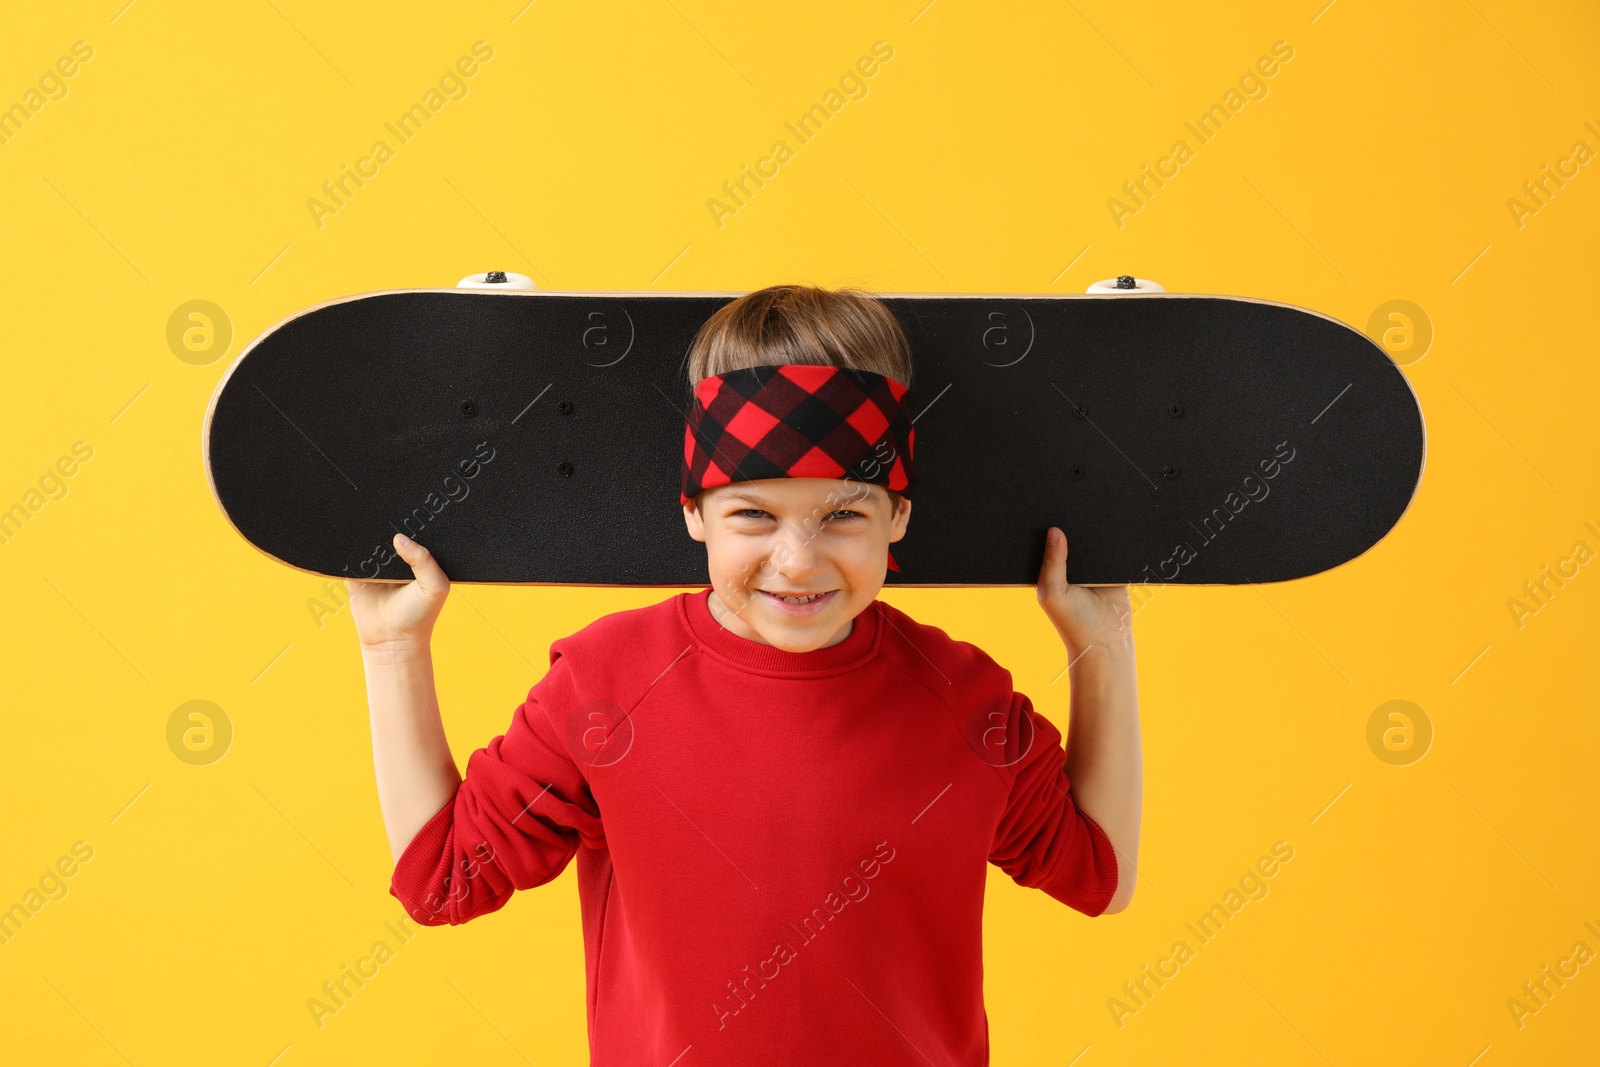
[{"xmin": 390, "ymin": 589, "xmax": 1117, "ymax": 1065}]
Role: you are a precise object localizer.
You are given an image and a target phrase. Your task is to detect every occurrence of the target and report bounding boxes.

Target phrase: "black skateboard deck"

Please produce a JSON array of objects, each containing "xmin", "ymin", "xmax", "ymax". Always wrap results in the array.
[{"xmin": 203, "ymin": 288, "xmax": 1424, "ymax": 586}]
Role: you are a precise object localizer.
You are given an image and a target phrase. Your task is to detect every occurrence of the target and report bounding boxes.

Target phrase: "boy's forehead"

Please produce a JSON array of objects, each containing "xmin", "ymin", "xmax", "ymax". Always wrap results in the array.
[{"xmin": 712, "ymin": 478, "xmax": 883, "ymax": 506}]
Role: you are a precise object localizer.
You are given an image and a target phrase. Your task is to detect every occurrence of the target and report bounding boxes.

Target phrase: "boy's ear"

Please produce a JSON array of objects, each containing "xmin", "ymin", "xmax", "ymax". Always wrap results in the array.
[
  {"xmin": 888, "ymin": 496, "xmax": 912, "ymax": 542},
  {"xmin": 682, "ymin": 497, "xmax": 707, "ymax": 542}
]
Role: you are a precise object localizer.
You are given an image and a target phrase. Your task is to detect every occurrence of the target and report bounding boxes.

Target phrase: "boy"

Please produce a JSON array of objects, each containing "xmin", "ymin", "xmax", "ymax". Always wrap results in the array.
[{"xmin": 350, "ymin": 284, "xmax": 1143, "ymax": 1065}]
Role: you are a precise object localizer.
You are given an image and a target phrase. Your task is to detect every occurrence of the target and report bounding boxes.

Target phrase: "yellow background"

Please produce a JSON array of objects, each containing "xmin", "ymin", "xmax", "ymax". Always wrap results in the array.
[{"xmin": 2, "ymin": 0, "xmax": 1597, "ymax": 1063}]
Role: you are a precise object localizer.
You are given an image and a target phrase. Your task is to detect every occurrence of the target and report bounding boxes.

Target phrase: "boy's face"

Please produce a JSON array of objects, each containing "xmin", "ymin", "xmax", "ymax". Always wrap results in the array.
[{"xmin": 683, "ymin": 477, "xmax": 912, "ymax": 652}]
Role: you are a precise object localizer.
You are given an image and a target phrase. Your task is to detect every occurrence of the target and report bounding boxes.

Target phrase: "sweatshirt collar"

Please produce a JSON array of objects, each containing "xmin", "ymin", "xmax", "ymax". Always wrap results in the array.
[{"xmin": 681, "ymin": 588, "xmax": 880, "ymax": 676}]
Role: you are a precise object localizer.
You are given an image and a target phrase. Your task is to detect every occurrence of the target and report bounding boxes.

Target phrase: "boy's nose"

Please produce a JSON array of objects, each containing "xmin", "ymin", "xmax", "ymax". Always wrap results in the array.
[{"xmin": 769, "ymin": 521, "xmax": 824, "ymax": 578}]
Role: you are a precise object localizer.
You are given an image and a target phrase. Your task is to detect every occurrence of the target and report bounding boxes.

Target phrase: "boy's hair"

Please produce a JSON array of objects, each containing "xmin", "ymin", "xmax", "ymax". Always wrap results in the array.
[
  {"xmin": 684, "ymin": 284, "xmax": 914, "ymax": 512},
  {"xmin": 686, "ymin": 284, "xmax": 913, "ymax": 389}
]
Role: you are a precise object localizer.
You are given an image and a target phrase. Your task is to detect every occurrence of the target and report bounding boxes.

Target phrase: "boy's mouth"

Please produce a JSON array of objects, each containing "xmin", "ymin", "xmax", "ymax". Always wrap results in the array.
[{"xmin": 756, "ymin": 588, "xmax": 838, "ymax": 614}]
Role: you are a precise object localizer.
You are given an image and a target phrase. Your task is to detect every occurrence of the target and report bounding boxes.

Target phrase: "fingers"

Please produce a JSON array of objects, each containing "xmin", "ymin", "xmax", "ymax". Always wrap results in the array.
[{"xmin": 392, "ymin": 533, "xmax": 450, "ymax": 597}]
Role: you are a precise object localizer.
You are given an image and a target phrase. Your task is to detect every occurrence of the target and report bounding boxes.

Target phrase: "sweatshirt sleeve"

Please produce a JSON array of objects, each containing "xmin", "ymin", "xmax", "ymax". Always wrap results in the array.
[
  {"xmin": 389, "ymin": 651, "xmax": 604, "ymax": 926},
  {"xmin": 988, "ymin": 691, "xmax": 1119, "ymax": 917}
]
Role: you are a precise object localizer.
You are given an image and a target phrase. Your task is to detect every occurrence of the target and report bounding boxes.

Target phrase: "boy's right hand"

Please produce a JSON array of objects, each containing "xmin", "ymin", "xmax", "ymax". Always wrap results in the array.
[{"xmin": 347, "ymin": 534, "xmax": 451, "ymax": 656}]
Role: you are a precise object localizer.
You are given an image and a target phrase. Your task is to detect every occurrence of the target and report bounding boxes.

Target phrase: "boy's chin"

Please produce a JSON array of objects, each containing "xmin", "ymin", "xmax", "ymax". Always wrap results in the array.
[
  {"xmin": 759, "ymin": 626, "xmax": 835, "ymax": 653},
  {"xmin": 758, "ymin": 627, "xmax": 846, "ymax": 654},
  {"xmin": 749, "ymin": 601, "xmax": 862, "ymax": 652}
]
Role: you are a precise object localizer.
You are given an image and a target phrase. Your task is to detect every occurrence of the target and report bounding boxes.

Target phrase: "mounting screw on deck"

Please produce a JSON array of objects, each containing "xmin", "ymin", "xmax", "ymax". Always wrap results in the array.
[
  {"xmin": 557, "ymin": 399, "xmax": 574, "ymax": 415},
  {"xmin": 1162, "ymin": 465, "xmax": 1179, "ymax": 479},
  {"xmin": 457, "ymin": 271, "xmax": 537, "ymax": 290},
  {"xmin": 460, "ymin": 399, "xmax": 477, "ymax": 417},
  {"xmin": 1168, "ymin": 402, "xmax": 1184, "ymax": 417},
  {"xmin": 557, "ymin": 461, "xmax": 574, "ymax": 477},
  {"xmin": 1085, "ymin": 276, "xmax": 1166, "ymax": 294}
]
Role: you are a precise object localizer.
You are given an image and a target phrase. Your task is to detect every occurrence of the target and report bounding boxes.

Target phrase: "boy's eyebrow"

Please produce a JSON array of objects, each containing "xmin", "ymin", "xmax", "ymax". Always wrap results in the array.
[{"xmin": 716, "ymin": 485, "xmax": 882, "ymax": 508}]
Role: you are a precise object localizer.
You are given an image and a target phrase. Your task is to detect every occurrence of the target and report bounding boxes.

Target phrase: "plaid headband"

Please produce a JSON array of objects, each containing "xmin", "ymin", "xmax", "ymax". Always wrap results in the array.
[{"xmin": 681, "ymin": 364, "xmax": 915, "ymax": 570}]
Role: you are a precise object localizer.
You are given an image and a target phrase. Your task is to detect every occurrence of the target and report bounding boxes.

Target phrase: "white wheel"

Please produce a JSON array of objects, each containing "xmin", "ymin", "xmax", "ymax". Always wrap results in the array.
[
  {"xmin": 457, "ymin": 271, "xmax": 536, "ymax": 290},
  {"xmin": 1086, "ymin": 276, "xmax": 1165, "ymax": 294}
]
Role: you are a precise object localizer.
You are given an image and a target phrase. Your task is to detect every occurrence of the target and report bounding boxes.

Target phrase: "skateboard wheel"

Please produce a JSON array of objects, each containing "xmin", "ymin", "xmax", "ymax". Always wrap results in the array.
[
  {"xmin": 1085, "ymin": 276, "xmax": 1165, "ymax": 294},
  {"xmin": 457, "ymin": 271, "xmax": 537, "ymax": 290}
]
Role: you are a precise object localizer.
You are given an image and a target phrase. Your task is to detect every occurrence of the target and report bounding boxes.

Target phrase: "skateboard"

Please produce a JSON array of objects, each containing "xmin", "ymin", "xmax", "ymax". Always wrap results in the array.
[{"xmin": 202, "ymin": 274, "xmax": 1425, "ymax": 586}]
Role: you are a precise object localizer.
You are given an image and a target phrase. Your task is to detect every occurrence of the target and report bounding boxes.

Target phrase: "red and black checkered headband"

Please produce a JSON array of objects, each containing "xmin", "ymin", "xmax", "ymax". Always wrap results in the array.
[{"xmin": 681, "ymin": 364, "xmax": 915, "ymax": 569}]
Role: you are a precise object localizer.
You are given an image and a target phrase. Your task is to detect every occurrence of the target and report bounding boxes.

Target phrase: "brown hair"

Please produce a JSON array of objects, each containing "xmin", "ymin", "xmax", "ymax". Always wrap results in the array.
[
  {"xmin": 683, "ymin": 284, "xmax": 913, "ymax": 510},
  {"xmin": 685, "ymin": 284, "xmax": 912, "ymax": 388}
]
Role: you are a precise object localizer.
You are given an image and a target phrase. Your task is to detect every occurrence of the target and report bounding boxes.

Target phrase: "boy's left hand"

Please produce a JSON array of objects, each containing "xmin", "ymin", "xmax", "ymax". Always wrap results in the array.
[{"xmin": 1036, "ymin": 526, "xmax": 1132, "ymax": 655}]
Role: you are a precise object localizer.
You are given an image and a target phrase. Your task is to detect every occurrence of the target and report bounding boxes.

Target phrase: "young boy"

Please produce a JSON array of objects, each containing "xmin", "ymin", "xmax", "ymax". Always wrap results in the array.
[{"xmin": 350, "ymin": 284, "xmax": 1142, "ymax": 1065}]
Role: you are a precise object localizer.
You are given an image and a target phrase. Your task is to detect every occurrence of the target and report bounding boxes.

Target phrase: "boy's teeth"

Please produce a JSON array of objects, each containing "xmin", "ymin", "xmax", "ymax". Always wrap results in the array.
[{"xmin": 772, "ymin": 591, "xmax": 824, "ymax": 603}]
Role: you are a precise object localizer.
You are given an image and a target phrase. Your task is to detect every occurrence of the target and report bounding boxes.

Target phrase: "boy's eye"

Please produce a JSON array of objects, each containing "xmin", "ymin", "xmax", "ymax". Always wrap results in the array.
[{"xmin": 728, "ymin": 507, "xmax": 861, "ymax": 521}]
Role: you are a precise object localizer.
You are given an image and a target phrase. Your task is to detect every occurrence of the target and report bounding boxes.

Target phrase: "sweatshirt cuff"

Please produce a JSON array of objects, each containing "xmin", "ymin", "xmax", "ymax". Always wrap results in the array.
[
  {"xmin": 388, "ymin": 797, "xmax": 456, "ymax": 922},
  {"xmin": 1039, "ymin": 808, "xmax": 1119, "ymax": 917}
]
